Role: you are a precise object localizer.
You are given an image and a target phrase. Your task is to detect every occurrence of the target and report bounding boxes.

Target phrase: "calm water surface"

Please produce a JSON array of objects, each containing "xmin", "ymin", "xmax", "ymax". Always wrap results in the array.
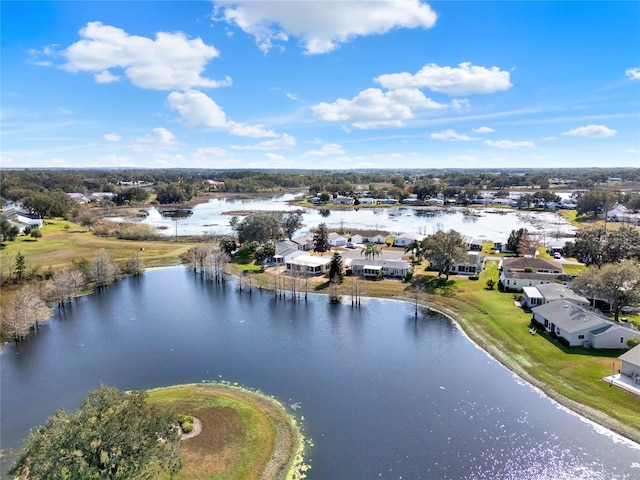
[
  {"xmin": 108, "ymin": 193, "xmax": 576, "ymax": 240},
  {"xmin": 2, "ymin": 268, "xmax": 638, "ymax": 479}
]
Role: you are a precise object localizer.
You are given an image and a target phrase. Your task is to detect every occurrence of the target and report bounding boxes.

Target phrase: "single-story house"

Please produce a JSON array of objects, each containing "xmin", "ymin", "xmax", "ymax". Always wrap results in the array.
[
  {"xmin": 379, "ymin": 198, "xmax": 398, "ymax": 205},
  {"xmin": 393, "ymin": 232, "xmax": 425, "ymax": 247},
  {"xmin": 425, "ymin": 198, "xmax": 444, "ymax": 206},
  {"xmin": 500, "ymin": 257, "xmax": 563, "ymax": 274},
  {"xmin": 285, "ymin": 254, "xmax": 332, "ymax": 276},
  {"xmin": 350, "ymin": 258, "xmax": 411, "ymax": 279},
  {"xmin": 292, "ymin": 233, "xmax": 315, "ymax": 251},
  {"xmin": 500, "ymin": 271, "xmax": 562, "ymax": 292},
  {"xmin": 619, "ymin": 345, "xmax": 640, "ymax": 384},
  {"xmin": 68, "ymin": 192, "xmax": 90, "ymax": 204},
  {"xmin": 272, "ymin": 240, "xmax": 304, "ymax": 265},
  {"xmin": 89, "ymin": 192, "xmax": 115, "ymax": 202},
  {"xmin": 450, "ymin": 253, "xmax": 484, "ymax": 276},
  {"xmin": 328, "ymin": 232, "xmax": 348, "ymax": 247},
  {"xmin": 606, "ymin": 205, "xmax": 640, "ymax": 225},
  {"xmin": 334, "ymin": 196, "xmax": 354, "ymax": 205},
  {"xmin": 492, "ymin": 237, "xmax": 513, "ymax": 253},
  {"xmin": 2, "ymin": 205, "xmax": 43, "ymax": 232},
  {"xmin": 358, "ymin": 197, "xmax": 376, "ymax": 205},
  {"xmin": 462, "ymin": 236, "xmax": 484, "ymax": 251},
  {"xmin": 522, "ymin": 283, "xmax": 589, "ymax": 309},
  {"xmin": 532, "ymin": 300, "xmax": 640, "ymax": 348},
  {"xmin": 351, "ymin": 234, "xmax": 386, "ymax": 245}
]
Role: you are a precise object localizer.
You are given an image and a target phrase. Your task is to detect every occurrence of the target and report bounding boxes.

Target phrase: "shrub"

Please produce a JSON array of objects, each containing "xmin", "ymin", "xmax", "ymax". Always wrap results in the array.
[
  {"xmin": 178, "ymin": 414, "xmax": 194, "ymax": 433},
  {"xmin": 469, "ymin": 275, "xmax": 479, "ymax": 281}
]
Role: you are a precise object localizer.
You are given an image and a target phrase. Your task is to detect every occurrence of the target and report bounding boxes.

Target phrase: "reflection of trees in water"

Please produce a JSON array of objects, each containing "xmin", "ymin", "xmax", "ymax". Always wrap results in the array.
[
  {"xmin": 160, "ymin": 209, "xmax": 193, "ymax": 219},
  {"xmin": 319, "ymin": 209, "xmax": 331, "ymax": 217},
  {"xmin": 413, "ymin": 209, "xmax": 446, "ymax": 218}
]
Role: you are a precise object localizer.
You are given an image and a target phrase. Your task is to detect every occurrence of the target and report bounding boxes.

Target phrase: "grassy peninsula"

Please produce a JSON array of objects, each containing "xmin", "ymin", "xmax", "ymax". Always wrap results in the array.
[{"xmin": 146, "ymin": 383, "xmax": 309, "ymax": 480}]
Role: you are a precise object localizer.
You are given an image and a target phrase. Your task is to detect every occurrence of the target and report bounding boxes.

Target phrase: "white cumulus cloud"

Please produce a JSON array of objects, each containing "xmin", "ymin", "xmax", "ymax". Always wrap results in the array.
[
  {"xmin": 312, "ymin": 87, "xmax": 445, "ymax": 128},
  {"xmin": 562, "ymin": 124, "xmax": 618, "ymax": 138},
  {"xmin": 429, "ymin": 129, "xmax": 478, "ymax": 141},
  {"xmin": 168, "ymin": 89, "xmax": 277, "ymax": 137},
  {"xmin": 213, "ymin": 0, "xmax": 436, "ymax": 54},
  {"xmin": 485, "ymin": 140, "xmax": 534, "ymax": 149},
  {"xmin": 61, "ymin": 22, "xmax": 230, "ymax": 90},
  {"xmin": 375, "ymin": 62, "xmax": 512, "ymax": 96},
  {"xmin": 305, "ymin": 143, "xmax": 346, "ymax": 156},
  {"xmin": 231, "ymin": 133, "xmax": 296, "ymax": 150},
  {"xmin": 473, "ymin": 126, "xmax": 495, "ymax": 133},
  {"xmin": 625, "ymin": 67, "xmax": 640, "ymax": 80},
  {"xmin": 103, "ymin": 132, "xmax": 121, "ymax": 142}
]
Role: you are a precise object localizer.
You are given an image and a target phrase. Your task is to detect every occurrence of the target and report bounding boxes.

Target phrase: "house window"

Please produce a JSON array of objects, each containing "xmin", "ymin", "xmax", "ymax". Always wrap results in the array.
[
  {"xmin": 621, "ymin": 337, "xmax": 624, "ymax": 343},
  {"xmin": 578, "ymin": 335, "xmax": 584, "ymax": 339},
  {"xmin": 506, "ymin": 280, "xmax": 510, "ymax": 285}
]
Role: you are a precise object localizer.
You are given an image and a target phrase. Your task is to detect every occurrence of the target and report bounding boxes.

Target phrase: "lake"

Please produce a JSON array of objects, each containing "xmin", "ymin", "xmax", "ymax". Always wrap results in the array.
[
  {"xmin": 1, "ymin": 267, "xmax": 638, "ymax": 479},
  {"xmin": 107, "ymin": 193, "xmax": 576, "ymax": 241}
]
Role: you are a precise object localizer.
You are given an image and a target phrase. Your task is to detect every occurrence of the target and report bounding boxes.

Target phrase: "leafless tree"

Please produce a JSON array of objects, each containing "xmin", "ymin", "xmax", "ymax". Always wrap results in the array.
[
  {"xmin": 126, "ymin": 251, "xmax": 145, "ymax": 276},
  {"xmin": 87, "ymin": 249, "xmax": 120, "ymax": 288},
  {"xmin": 407, "ymin": 278, "xmax": 425, "ymax": 318},
  {"xmin": 349, "ymin": 273, "xmax": 367, "ymax": 307},
  {"xmin": 329, "ymin": 274, "xmax": 341, "ymax": 304},
  {"xmin": 518, "ymin": 232, "xmax": 543, "ymax": 258},
  {"xmin": 48, "ymin": 266, "xmax": 86, "ymax": 306},
  {"xmin": 2, "ymin": 284, "xmax": 50, "ymax": 343}
]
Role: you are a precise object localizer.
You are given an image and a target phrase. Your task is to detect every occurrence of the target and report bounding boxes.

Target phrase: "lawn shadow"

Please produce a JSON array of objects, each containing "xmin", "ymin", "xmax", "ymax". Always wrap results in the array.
[{"xmin": 421, "ymin": 276, "xmax": 459, "ymax": 297}]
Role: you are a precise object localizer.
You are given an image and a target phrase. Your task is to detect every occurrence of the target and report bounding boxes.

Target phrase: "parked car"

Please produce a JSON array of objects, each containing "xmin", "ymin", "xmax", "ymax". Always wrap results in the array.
[{"xmin": 554, "ymin": 252, "xmax": 562, "ymax": 259}]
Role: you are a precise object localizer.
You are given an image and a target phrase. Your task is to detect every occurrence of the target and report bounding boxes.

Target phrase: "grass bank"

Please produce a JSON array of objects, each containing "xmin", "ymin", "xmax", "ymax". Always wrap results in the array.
[
  {"xmin": 0, "ymin": 219, "xmax": 196, "ymax": 272},
  {"xmin": 146, "ymin": 383, "xmax": 309, "ymax": 480}
]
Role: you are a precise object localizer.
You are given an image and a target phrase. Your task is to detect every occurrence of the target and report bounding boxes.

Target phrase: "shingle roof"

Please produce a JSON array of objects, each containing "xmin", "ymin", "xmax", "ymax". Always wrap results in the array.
[
  {"xmin": 532, "ymin": 300, "xmax": 609, "ymax": 334},
  {"xmin": 502, "ymin": 257, "xmax": 563, "ymax": 271},
  {"xmin": 619, "ymin": 344, "xmax": 640, "ymax": 366}
]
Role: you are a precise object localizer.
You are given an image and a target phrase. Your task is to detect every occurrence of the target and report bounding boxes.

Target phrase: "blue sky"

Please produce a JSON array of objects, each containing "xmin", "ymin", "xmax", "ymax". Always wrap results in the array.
[{"xmin": 2, "ymin": 1, "xmax": 639, "ymax": 170}]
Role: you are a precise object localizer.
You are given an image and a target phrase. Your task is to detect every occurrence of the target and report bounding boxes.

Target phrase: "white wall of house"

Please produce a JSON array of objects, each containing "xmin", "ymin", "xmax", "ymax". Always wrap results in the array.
[
  {"xmin": 500, "ymin": 275, "xmax": 557, "ymax": 292},
  {"xmin": 590, "ymin": 326, "xmax": 640, "ymax": 349}
]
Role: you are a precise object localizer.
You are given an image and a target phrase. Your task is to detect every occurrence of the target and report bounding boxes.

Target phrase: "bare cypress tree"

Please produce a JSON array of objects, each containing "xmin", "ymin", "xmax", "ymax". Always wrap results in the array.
[
  {"xmin": 2, "ymin": 285, "xmax": 49, "ymax": 343},
  {"xmin": 126, "ymin": 251, "xmax": 145, "ymax": 276},
  {"xmin": 87, "ymin": 249, "xmax": 120, "ymax": 289},
  {"xmin": 48, "ymin": 266, "xmax": 86, "ymax": 306}
]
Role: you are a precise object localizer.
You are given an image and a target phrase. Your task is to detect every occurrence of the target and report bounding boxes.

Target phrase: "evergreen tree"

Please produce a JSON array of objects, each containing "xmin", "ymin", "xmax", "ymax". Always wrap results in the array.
[{"xmin": 313, "ymin": 223, "xmax": 330, "ymax": 252}]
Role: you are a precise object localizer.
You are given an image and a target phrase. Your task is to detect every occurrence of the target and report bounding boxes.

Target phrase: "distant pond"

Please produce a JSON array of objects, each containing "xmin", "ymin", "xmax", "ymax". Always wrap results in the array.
[
  {"xmin": 107, "ymin": 192, "xmax": 576, "ymax": 241},
  {"xmin": 2, "ymin": 267, "xmax": 638, "ymax": 479}
]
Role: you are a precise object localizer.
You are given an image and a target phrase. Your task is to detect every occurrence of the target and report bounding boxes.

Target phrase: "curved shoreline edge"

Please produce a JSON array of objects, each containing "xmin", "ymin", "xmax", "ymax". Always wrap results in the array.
[
  {"xmin": 146, "ymin": 382, "xmax": 311, "ymax": 480},
  {"xmin": 422, "ymin": 301, "xmax": 640, "ymax": 447}
]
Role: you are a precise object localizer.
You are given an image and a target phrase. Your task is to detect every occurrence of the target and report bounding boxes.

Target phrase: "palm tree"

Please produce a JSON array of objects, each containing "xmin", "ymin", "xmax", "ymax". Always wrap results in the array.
[
  {"xmin": 361, "ymin": 242, "xmax": 380, "ymax": 261},
  {"xmin": 404, "ymin": 240, "xmax": 423, "ymax": 263}
]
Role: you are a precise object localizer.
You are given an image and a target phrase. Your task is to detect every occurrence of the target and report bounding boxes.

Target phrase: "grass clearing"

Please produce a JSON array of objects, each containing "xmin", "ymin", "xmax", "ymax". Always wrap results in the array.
[{"xmin": 147, "ymin": 383, "xmax": 308, "ymax": 480}]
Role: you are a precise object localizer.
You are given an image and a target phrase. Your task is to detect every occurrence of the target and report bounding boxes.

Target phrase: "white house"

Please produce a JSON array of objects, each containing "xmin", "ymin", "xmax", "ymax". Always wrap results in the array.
[
  {"xmin": 272, "ymin": 240, "xmax": 304, "ymax": 265},
  {"xmin": 522, "ymin": 283, "xmax": 589, "ymax": 309},
  {"xmin": 606, "ymin": 204, "xmax": 640, "ymax": 225},
  {"xmin": 2, "ymin": 205, "xmax": 43, "ymax": 232},
  {"xmin": 292, "ymin": 233, "xmax": 315, "ymax": 251},
  {"xmin": 358, "ymin": 197, "xmax": 376, "ymax": 205},
  {"xmin": 499, "ymin": 257, "xmax": 563, "ymax": 292},
  {"xmin": 68, "ymin": 192, "xmax": 90, "ymax": 204},
  {"xmin": 334, "ymin": 196, "xmax": 354, "ymax": 205},
  {"xmin": 328, "ymin": 232, "xmax": 348, "ymax": 247},
  {"xmin": 532, "ymin": 300, "xmax": 640, "ymax": 348},
  {"xmin": 619, "ymin": 345, "xmax": 640, "ymax": 385},
  {"xmin": 285, "ymin": 254, "xmax": 332, "ymax": 275},
  {"xmin": 449, "ymin": 253, "xmax": 484, "ymax": 276},
  {"xmin": 350, "ymin": 258, "xmax": 410, "ymax": 279},
  {"xmin": 393, "ymin": 232, "xmax": 425, "ymax": 247}
]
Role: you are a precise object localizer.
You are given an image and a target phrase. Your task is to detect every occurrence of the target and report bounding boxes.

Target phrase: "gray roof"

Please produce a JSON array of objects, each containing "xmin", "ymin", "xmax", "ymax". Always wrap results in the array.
[
  {"xmin": 535, "ymin": 283, "xmax": 589, "ymax": 304},
  {"xmin": 350, "ymin": 258, "xmax": 410, "ymax": 269},
  {"xmin": 503, "ymin": 272, "xmax": 561, "ymax": 281},
  {"xmin": 532, "ymin": 300, "xmax": 609, "ymax": 334},
  {"xmin": 619, "ymin": 344, "xmax": 640, "ymax": 366}
]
